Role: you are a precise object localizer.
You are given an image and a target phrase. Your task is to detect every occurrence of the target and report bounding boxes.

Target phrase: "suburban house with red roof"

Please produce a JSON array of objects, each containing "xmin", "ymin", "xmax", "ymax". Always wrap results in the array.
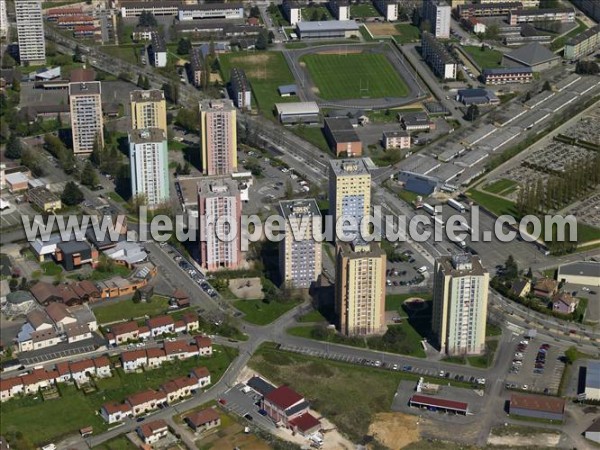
[
  {"xmin": 0, "ymin": 377, "xmax": 24, "ymax": 402},
  {"xmin": 190, "ymin": 367, "xmax": 211, "ymax": 388},
  {"xmin": 533, "ymin": 278, "xmax": 558, "ymax": 299},
  {"xmin": 289, "ymin": 412, "xmax": 321, "ymax": 436},
  {"xmin": 126, "ymin": 390, "xmax": 167, "ymax": 416},
  {"xmin": 552, "ymin": 291, "xmax": 579, "ymax": 314},
  {"xmin": 138, "ymin": 325, "xmax": 151, "ymax": 340},
  {"xmin": 94, "ymin": 356, "xmax": 112, "ymax": 378},
  {"xmin": 182, "ymin": 313, "xmax": 199, "ymax": 332},
  {"xmin": 137, "ymin": 419, "xmax": 169, "ymax": 444},
  {"xmin": 184, "ymin": 408, "xmax": 221, "ymax": 433},
  {"xmin": 194, "ymin": 336, "xmax": 213, "ymax": 356},
  {"xmin": 160, "ymin": 376, "xmax": 198, "ymax": 403},
  {"xmin": 174, "ymin": 320, "xmax": 187, "ymax": 334},
  {"xmin": 164, "ymin": 339, "xmax": 198, "ymax": 360},
  {"xmin": 146, "ymin": 315, "xmax": 175, "ymax": 337},
  {"xmin": 69, "ymin": 358, "xmax": 96, "ymax": 382},
  {"xmin": 100, "ymin": 402, "xmax": 133, "ymax": 424},
  {"xmin": 121, "ymin": 349, "xmax": 148, "ymax": 372},
  {"xmin": 262, "ymin": 385, "xmax": 311, "ymax": 427},
  {"xmin": 145, "ymin": 347, "xmax": 167, "ymax": 368},
  {"xmin": 55, "ymin": 361, "xmax": 73, "ymax": 383},
  {"xmin": 108, "ymin": 321, "xmax": 139, "ymax": 345},
  {"xmin": 21, "ymin": 369, "xmax": 58, "ymax": 394}
]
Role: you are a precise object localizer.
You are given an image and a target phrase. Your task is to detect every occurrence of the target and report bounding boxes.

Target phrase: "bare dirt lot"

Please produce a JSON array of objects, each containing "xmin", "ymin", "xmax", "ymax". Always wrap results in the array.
[
  {"xmin": 229, "ymin": 277, "xmax": 264, "ymax": 299},
  {"xmin": 227, "ymin": 54, "xmax": 275, "ymax": 79},
  {"xmin": 366, "ymin": 23, "xmax": 398, "ymax": 36},
  {"xmin": 368, "ymin": 413, "xmax": 421, "ymax": 449}
]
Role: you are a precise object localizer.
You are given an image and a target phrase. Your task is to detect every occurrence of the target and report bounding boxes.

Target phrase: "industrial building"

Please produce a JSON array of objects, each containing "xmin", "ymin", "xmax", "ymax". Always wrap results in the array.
[
  {"xmin": 482, "ymin": 67, "xmax": 533, "ymax": 85},
  {"xmin": 27, "ymin": 187, "xmax": 62, "ymax": 212},
  {"xmin": 456, "ymin": 89, "xmax": 500, "ymax": 105},
  {"xmin": 149, "ymin": 32, "xmax": 167, "ymax": 67},
  {"xmin": 279, "ymin": 199, "xmax": 322, "ymax": 289},
  {"xmin": 229, "ymin": 68, "xmax": 252, "ymax": 110},
  {"xmin": 296, "ymin": 20, "xmax": 360, "ymax": 40},
  {"xmin": 130, "ymin": 89, "xmax": 167, "ymax": 134},
  {"xmin": 197, "ymin": 177, "xmax": 242, "ymax": 271},
  {"xmin": 422, "ymin": 0, "xmax": 451, "ymax": 39},
  {"xmin": 502, "ymin": 42, "xmax": 561, "ymax": 71},
  {"xmin": 336, "ymin": 240, "xmax": 386, "ymax": 336},
  {"xmin": 421, "ymin": 32, "xmax": 457, "ymax": 79},
  {"xmin": 382, "ymin": 130, "xmax": 411, "ymax": 150},
  {"xmin": 409, "ymin": 395, "xmax": 469, "ymax": 415},
  {"xmin": 199, "ymin": 100, "xmax": 238, "ymax": 176},
  {"xmin": 323, "ymin": 118, "xmax": 362, "ymax": 157},
  {"xmin": 564, "ymin": 25, "xmax": 600, "ymax": 60},
  {"xmin": 275, "ymin": 102, "xmax": 320, "ymax": 125},
  {"xmin": 15, "ymin": 0, "xmax": 46, "ymax": 66},
  {"xmin": 69, "ymin": 82, "xmax": 104, "ymax": 154},
  {"xmin": 508, "ymin": 7, "xmax": 575, "ymax": 25},
  {"xmin": 129, "ymin": 128, "xmax": 170, "ymax": 209},
  {"xmin": 432, "ymin": 255, "xmax": 489, "ymax": 356},
  {"xmin": 328, "ymin": 158, "xmax": 371, "ymax": 235},
  {"xmin": 177, "ymin": 3, "xmax": 244, "ymax": 21},
  {"xmin": 584, "ymin": 420, "xmax": 600, "ymax": 444},
  {"xmin": 396, "ymin": 172, "xmax": 439, "ymax": 195},
  {"xmin": 329, "ymin": 0, "xmax": 349, "ymax": 21},
  {"xmin": 282, "ymin": 0, "xmax": 302, "ymax": 25},
  {"xmin": 509, "ymin": 394, "xmax": 565, "ymax": 422},
  {"xmin": 373, "ymin": 0, "xmax": 398, "ymax": 21},
  {"xmin": 557, "ymin": 261, "xmax": 600, "ymax": 287}
]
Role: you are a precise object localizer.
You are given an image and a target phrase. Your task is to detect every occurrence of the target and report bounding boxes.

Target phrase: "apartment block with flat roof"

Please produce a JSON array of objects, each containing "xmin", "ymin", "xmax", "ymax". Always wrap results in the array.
[
  {"xmin": 279, "ymin": 199, "xmax": 322, "ymax": 289},
  {"xmin": 197, "ymin": 178, "xmax": 242, "ymax": 271},
  {"xmin": 15, "ymin": 0, "xmax": 46, "ymax": 65},
  {"xmin": 564, "ymin": 25, "xmax": 600, "ymax": 60},
  {"xmin": 336, "ymin": 240, "xmax": 386, "ymax": 336},
  {"xmin": 199, "ymin": 100, "xmax": 238, "ymax": 176},
  {"xmin": 423, "ymin": 0, "xmax": 451, "ymax": 39},
  {"xmin": 229, "ymin": 68, "xmax": 252, "ymax": 111},
  {"xmin": 479, "ymin": 0, "xmax": 538, "ymax": 7},
  {"xmin": 329, "ymin": 0, "xmax": 349, "ymax": 20},
  {"xmin": 373, "ymin": 0, "xmax": 398, "ymax": 21},
  {"xmin": 432, "ymin": 255, "xmax": 489, "ymax": 356},
  {"xmin": 328, "ymin": 158, "xmax": 371, "ymax": 236},
  {"xmin": 282, "ymin": 0, "xmax": 302, "ymax": 25},
  {"xmin": 129, "ymin": 128, "xmax": 169, "ymax": 208},
  {"xmin": 130, "ymin": 90, "xmax": 167, "ymax": 133},
  {"xmin": 421, "ymin": 31, "xmax": 457, "ymax": 80},
  {"xmin": 69, "ymin": 82, "xmax": 104, "ymax": 154}
]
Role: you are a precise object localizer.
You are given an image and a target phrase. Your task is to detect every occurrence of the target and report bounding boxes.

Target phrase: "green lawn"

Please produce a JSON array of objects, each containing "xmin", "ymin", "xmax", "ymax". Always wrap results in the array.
[
  {"xmin": 41, "ymin": 261, "xmax": 63, "ymax": 276},
  {"xmin": 301, "ymin": 6, "xmax": 332, "ymax": 21},
  {"xmin": 385, "ymin": 292, "xmax": 432, "ymax": 312},
  {"xmin": 88, "ymin": 264, "xmax": 131, "ymax": 282},
  {"xmin": 93, "ymin": 295, "xmax": 171, "ymax": 324},
  {"xmin": 551, "ymin": 19, "xmax": 588, "ymax": 51},
  {"xmin": 100, "ymin": 45, "xmax": 145, "ymax": 66},
  {"xmin": 107, "ymin": 191, "xmax": 126, "ymax": 204},
  {"xmin": 288, "ymin": 125, "xmax": 330, "ymax": 152},
  {"xmin": 467, "ymin": 188, "xmax": 518, "ymax": 217},
  {"xmin": 483, "ymin": 179, "xmax": 518, "ymax": 196},
  {"xmin": 301, "ymin": 53, "xmax": 409, "ymax": 100},
  {"xmin": 218, "ymin": 52, "xmax": 296, "ymax": 119},
  {"xmin": 233, "ymin": 299, "xmax": 301, "ymax": 325},
  {"xmin": 93, "ymin": 436, "xmax": 137, "ymax": 450},
  {"xmin": 486, "ymin": 322, "xmax": 502, "ymax": 337},
  {"xmin": 298, "ymin": 309, "xmax": 327, "ymax": 322},
  {"xmin": 394, "ymin": 24, "xmax": 421, "ymax": 44},
  {"xmin": 350, "ymin": 3, "xmax": 380, "ymax": 18},
  {"xmin": 468, "ymin": 339, "xmax": 498, "ymax": 368},
  {"xmin": 249, "ymin": 343, "xmax": 474, "ymax": 443},
  {"xmin": 462, "ymin": 45, "xmax": 504, "ymax": 69},
  {"xmin": 398, "ymin": 189, "xmax": 420, "ymax": 204},
  {"xmin": 1, "ymin": 346, "xmax": 238, "ymax": 446}
]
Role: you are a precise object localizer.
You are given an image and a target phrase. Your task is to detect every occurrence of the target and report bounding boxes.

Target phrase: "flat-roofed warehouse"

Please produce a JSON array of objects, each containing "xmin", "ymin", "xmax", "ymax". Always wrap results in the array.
[
  {"xmin": 509, "ymin": 394, "xmax": 565, "ymax": 422},
  {"xmin": 557, "ymin": 261, "xmax": 600, "ymax": 287},
  {"xmin": 585, "ymin": 361, "xmax": 600, "ymax": 400},
  {"xmin": 323, "ymin": 118, "xmax": 362, "ymax": 157},
  {"xmin": 275, "ymin": 102, "xmax": 320, "ymax": 125},
  {"xmin": 296, "ymin": 20, "xmax": 360, "ymax": 39}
]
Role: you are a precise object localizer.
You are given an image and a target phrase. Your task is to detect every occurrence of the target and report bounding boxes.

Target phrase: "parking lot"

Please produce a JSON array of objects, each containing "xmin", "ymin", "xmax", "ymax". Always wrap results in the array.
[
  {"xmin": 20, "ymin": 342, "xmax": 99, "ymax": 366},
  {"xmin": 385, "ymin": 258, "xmax": 423, "ymax": 292},
  {"xmin": 504, "ymin": 338, "xmax": 565, "ymax": 395},
  {"xmin": 219, "ymin": 384, "xmax": 276, "ymax": 430}
]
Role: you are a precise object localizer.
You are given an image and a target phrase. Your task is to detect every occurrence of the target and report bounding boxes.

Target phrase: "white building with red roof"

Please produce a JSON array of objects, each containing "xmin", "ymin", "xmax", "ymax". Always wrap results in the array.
[
  {"xmin": 190, "ymin": 367, "xmax": 211, "ymax": 389},
  {"xmin": 94, "ymin": 356, "xmax": 112, "ymax": 377},
  {"xmin": 160, "ymin": 376, "xmax": 197, "ymax": 403},
  {"xmin": 145, "ymin": 347, "xmax": 167, "ymax": 368},
  {"xmin": 108, "ymin": 321, "xmax": 139, "ymax": 345},
  {"xmin": 137, "ymin": 419, "xmax": 169, "ymax": 444},
  {"xmin": 126, "ymin": 389, "xmax": 167, "ymax": 416},
  {"xmin": 194, "ymin": 335, "xmax": 213, "ymax": 356},
  {"xmin": 69, "ymin": 358, "xmax": 96, "ymax": 382},
  {"xmin": 0, "ymin": 377, "xmax": 24, "ymax": 402},
  {"xmin": 121, "ymin": 349, "xmax": 148, "ymax": 372},
  {"xmin": 262, "ymin": 386, "xmax": 310, "ymax": 427},
  {"xmin": 146, "ymin": 315, "xmax": 175, "ymax": 337},
  {"xmin": 101, "ymin": 402, "xmax": 133, "ymax": 423},
  {"xmin": 164, "ymin": 339, "xmax": 198, "ymax": 360}
]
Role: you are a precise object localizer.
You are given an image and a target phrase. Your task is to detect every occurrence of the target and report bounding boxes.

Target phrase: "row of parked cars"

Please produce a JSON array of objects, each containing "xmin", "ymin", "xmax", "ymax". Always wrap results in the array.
[
  {"xmin": 166, "ymin": 244, "xmax": 219, "ymax": 299},
  {"xmin": 510, "ymin": 339, "xmax": 529, "ymax": 374}
]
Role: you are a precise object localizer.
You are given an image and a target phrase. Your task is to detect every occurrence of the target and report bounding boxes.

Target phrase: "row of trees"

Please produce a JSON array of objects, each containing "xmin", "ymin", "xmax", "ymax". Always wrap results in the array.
[{"xmin": 515, "ymin": 153, "xmax": 600, "ymax": 216}]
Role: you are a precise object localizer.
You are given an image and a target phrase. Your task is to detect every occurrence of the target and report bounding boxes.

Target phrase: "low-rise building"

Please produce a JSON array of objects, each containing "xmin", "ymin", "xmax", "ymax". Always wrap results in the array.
[
  {"xmin": 190, "ymin": 367, "xmax": 211, "ymax": 388},
  {"xmin": 533, "ymin": 277, "xmax": 558, "ymax": 298},
  {"xmin": 383, "ymin": 130, "xmax": 411, "ymax": 150},
  {"xmin": 146, "ymin": 347, "xmax": 167, "ymax": 368},
  {"xmin": 177, "ymin": 3, "xmax": 244, "ymax": 21},
  {"xmin": 585, "ymin": 361, "xmax": 600, "ymax": 401},
  {"xmin": 509, "ymin": 7, "xmax": 574, "ymax": 25},
  {"xmin": 147, "ymin": 315, "xmax": 175, "ymax": 337},
  {"xmin": 185, "ymin": 408, "xmax": 221, "ymax": 433},
  {"xmin": 510, "ymin": 279, "xmax": 531, "ymax": 298},
  {"xmin": 482, "ymin": 67, "xmax": 533, "ymax": 85},
  {"xmin": 137, "ymin": 419, "xmax": 169, "ymax": 444},
  {"xmin": 457, "ymin": 2, "xmax": 523, "ymax": 19},
  {"xmin": 189, "ymin": 47, "xmax": 204, "ymax": 87},
  {"xmin": 229, "ymin": 68, "xmax": 252, "ymax": 110},
  {"xmin": 400, "ymin": 112, "xmax": 433, "ymax": 131},
  {"xmin": 296, "ymin": 20, "xmax": 360, "ymax": 39},
  {"xmin": 275, "ymin": 102, "xmax": 320, "ymax": 125},
  {"xmin": 557, "ymin": 261, "xmax": 600, "ymax": 287},
  {"xmin": 194, "ymin": 335, "xmax": 213, "ymax": 356},
  {"xmin": 55, "ymin": 240, "xmax": 98, "ymax": 271},
  {"xmin": 262, "ymin": 385, "xmax": 310, "ymax": 427},
  {"xmin": 121, "ymin": 349, "xmax": 148, "ymax": 372},
  {"xmin": 160, "ymin": 376, "xmax": 198, "ymax": 402},
  {"xmin": 564, "ymin": 25, "xmax": 600, "ymax": 60},
  {"xmin": 0, "ymin": 377, "xmax": 25, "ymax": 402},
  {"xmin": 101, "ymin": 402, "xmax": 133, "ymax": 424},
  {"xmin": 149, "ymin": 31, "xmax": 167, "ymax": 68},
  {"xmin": 27, "ymin": 186, "xmax": 62, "ymax": 212},
  {"xmin": 108, "ymin": 321, "xmax": 139, "ymax": 345},
  {"xmin": 323, "ymin": 118, "xmax": 362, "ymax": 157},
  {"xmin": 502, "ymin": 42, "xmax": 561, "ymax": 72},
  {"xmin": 282, "ymin": 0, "xmax": 301, "ymax": 25},
  {"xmin": 552, "ymin": 291, "xmax": 579, "ymax": 314},
  {"xmin": 126, "ymin": 390, "xmax": 167, "ymax": 416},
  {"xmin": 456, "ymin": 88, "xmax": 500, "ymax": 105},
  {"xmin": 509, "ymin": 394, "xmax": 565, "ymax": 422}
]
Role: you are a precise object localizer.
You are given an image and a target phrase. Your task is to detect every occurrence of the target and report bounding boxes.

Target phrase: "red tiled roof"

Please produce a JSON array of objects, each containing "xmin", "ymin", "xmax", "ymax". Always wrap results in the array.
[
  {"xmin": 146, "ymin": 347, "xmax": 166, "ymax": 359},
  {"xmin": 147, "ymin": 315, "xmax": 174, "ymax": 329},
  {"xmin": 138, "ymin": 419, "xmax": 168, "ymax": 437},
  {"xmin": 172, "ymin": 289, "xmax": 188, "ymax": 300},
  {"xmin": 191, "ymin": 367, "xmax": 210, "ymax": 379},
  {"xmin": 265, "ymin": 386, "xmax": 304, "ymax": 410},
  {"xmin": 127, "ymin": 390, "xmax": 165, "ymax": 407},
  {"xmin": 289, "ymin": 412, "xmax": 321, "ymax": 432},
  {"xmin": 121, "ymin": 349, "xmax": 147, "ymax": 362},
  {"xmin": 93, "ymin": 356, "xmax": 111, "ymax": 368},
  {"xmin": 47, "ymin": 7, "xmax": 83, "ymax": 15},
  {"xmin": 45, "ymin": 302, "xmax": 71, "ymax": 323},
  {"xmin": 182, "ymin": 313, "xmax": 198, "ymax": 324},
  {"xmin": 410, "ymin": 394, "xmax": 469, "ymax": 412},
  {"xmin": 185, "ymin": 408, "xmax": 219, "ymax": 427},
  {"xmin": 160, "ymin": 376, "xmax": 196, "ymax": 394},
  {"xmin": 0, "ymin": 377, "xmax": 24, "ymax": 391},
  {"xmin": 510, "ymin": 394, "xmax": 565, "ymax": 414},
  {"xmin": 56, "ymin": 361, "xmax": 71, "ymax": 376},
  {"xmin": 57, "ymin": 15, "xmax": 95, "ymax": 23},
  {"xmin": 194, "ymin": 336, "xmax": 212, "ymax": 348},
  {"xmin": 69, "ymin": 358, "xmax": 95, "ymax": 373},
  {"xmin": 111, "ymin": 321, "xmax": 139, "ymax": 336},
  {"xmin": 21, "ymin": 369, "xmax": 56, "ymax": 386},
  {"xmin": 102, "ymin": 402, "xmax": 132, "ymax": 415},
  {"xmin": 138, "ymin": 325, "xmax": 150, "ymax": 334},
  {"xmin": 164, "ymin": 339, "xmax": 193, "ymax": 355}
]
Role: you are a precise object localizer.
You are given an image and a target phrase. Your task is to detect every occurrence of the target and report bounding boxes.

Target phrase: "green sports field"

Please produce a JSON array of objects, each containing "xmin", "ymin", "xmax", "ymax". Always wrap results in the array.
[{"xmin": 301, "ymin": 52, "xmax": 409, "ymax": 100}]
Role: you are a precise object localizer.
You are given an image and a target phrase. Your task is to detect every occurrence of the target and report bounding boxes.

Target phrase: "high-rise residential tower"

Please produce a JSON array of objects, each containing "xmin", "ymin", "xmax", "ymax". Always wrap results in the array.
[
  {"xmin": 15, "ymin": 0, "xmax": 46, "ymax": 65},
  {"xmin": 199, "ymin": 100, "xmax": 237, "ymax": 176},
  {"xmin": 328, "ymin": 158, "xmax": 371, "ymax": 236},
  {"xmin": 279, "ymin": 199, "xmax": 322, "ymax": 289},
  {"xmin": 130, "ymin": 90, "xmax": 167, "ymax": 134},
  {"xmin": 335, "ymin": 240, "xmax": 386, "ymax": 336},
  {"xmin": 69, "ymin": 82, "xmax": 104, "ymax": 154},
  {"xmin": 431, "ymin": 254, "xmax": 489, "ymax": 356},
  {"xmin": 0, "ymin": 0, "xmax": 8, "ymax": 39},
  {"xmin": 422, "ymin": 0, "xmax": 451, "ymax": 39},
  {"xmin": 128, "ymin": 128, "xmax": 169, "ymax": 209},
  {"xmin": 198, "ymin": 177, "xmax": 242, "ymax": 271}
]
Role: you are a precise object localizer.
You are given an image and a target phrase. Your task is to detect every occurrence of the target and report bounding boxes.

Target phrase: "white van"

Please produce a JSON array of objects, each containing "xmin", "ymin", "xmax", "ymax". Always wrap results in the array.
[{"xmin": 417, "ymin": 266, "xmax": 428, "ymax": 274}]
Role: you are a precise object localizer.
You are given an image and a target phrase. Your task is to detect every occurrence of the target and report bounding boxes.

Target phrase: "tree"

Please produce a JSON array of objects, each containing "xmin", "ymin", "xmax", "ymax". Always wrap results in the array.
[
  {"xmin": 484, "ymin": 23, "xmax": 500, "ymax": 41},
  {"xmin": 255, "ymin": 30, "xmax": 269, "ymax": 50},
  {"xmin": 542, "ymin": 80, "xmax": 552, "ymax": 92},
  {"xmin": 526, "ymin": 267, "xmax": 533, "ymax": 279},
  {"xmin": 162, "ymin": 83, "xmax": 179, "ymax": 104},
  {"xmin": 411, "ymin": 8, "xmax": 420, "ymax": 26},
  {"xmin": 564, "ymin": 346, "xmax": 578, "ymax": 364},
  {"xmin": 73, "ymin": 45, "xmax": 84, "ymax": 63},
  {"xmin": 177, "ymin": 38, "xmax": 191, "ymax": 55},
  {"xmin": 504, "ymin": 255, "xmax": 518, "ymax": 280},
  {"xmin": 420, "ymin": 19, "xmax": 431, "ymax": 34},
  {"xmin": 137, "ymin": 74, "xmax": 145, "ymax": 88},
  {"xmin": 465, "ymin": 104, "xmax": 479, "ymax": 121},
  {"xmin": 143, "ymin": 76, "xmax": 151, "ymax": 89},
  {"xmin": 80, "ymin": 161, "xmax": 99, "ymax": 187},
  {"xmin": 575, "ymin": 60, "xmax": 600, "ymax": 75},
  {"xmin": 249, "ymin": 5, "xmax": 260, "ymax": 18},
  {"xmin": 5, "ymin": 133, "xmax": 22, "ymax": 159},
  {"xmin": 320, "ymin": 12, "xmax": 328, "ymax": 21},
  {"xmin": 61, "ymin": 181, "xmax": 84, "ymax": 206},
  {"xmin": 138, "ymin": 11, "xmax": 157, "ymax": 27},
  {"xmin": 310, "ymin": 8, "xmax": 319, "ymax": 21},
  {"xmin": 11, "ymin": 76, "xmax": 20, "ymax": 92},
  {"xmin": 56, "ymin": 112, "xmax": 62, "ymax": 129}
]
